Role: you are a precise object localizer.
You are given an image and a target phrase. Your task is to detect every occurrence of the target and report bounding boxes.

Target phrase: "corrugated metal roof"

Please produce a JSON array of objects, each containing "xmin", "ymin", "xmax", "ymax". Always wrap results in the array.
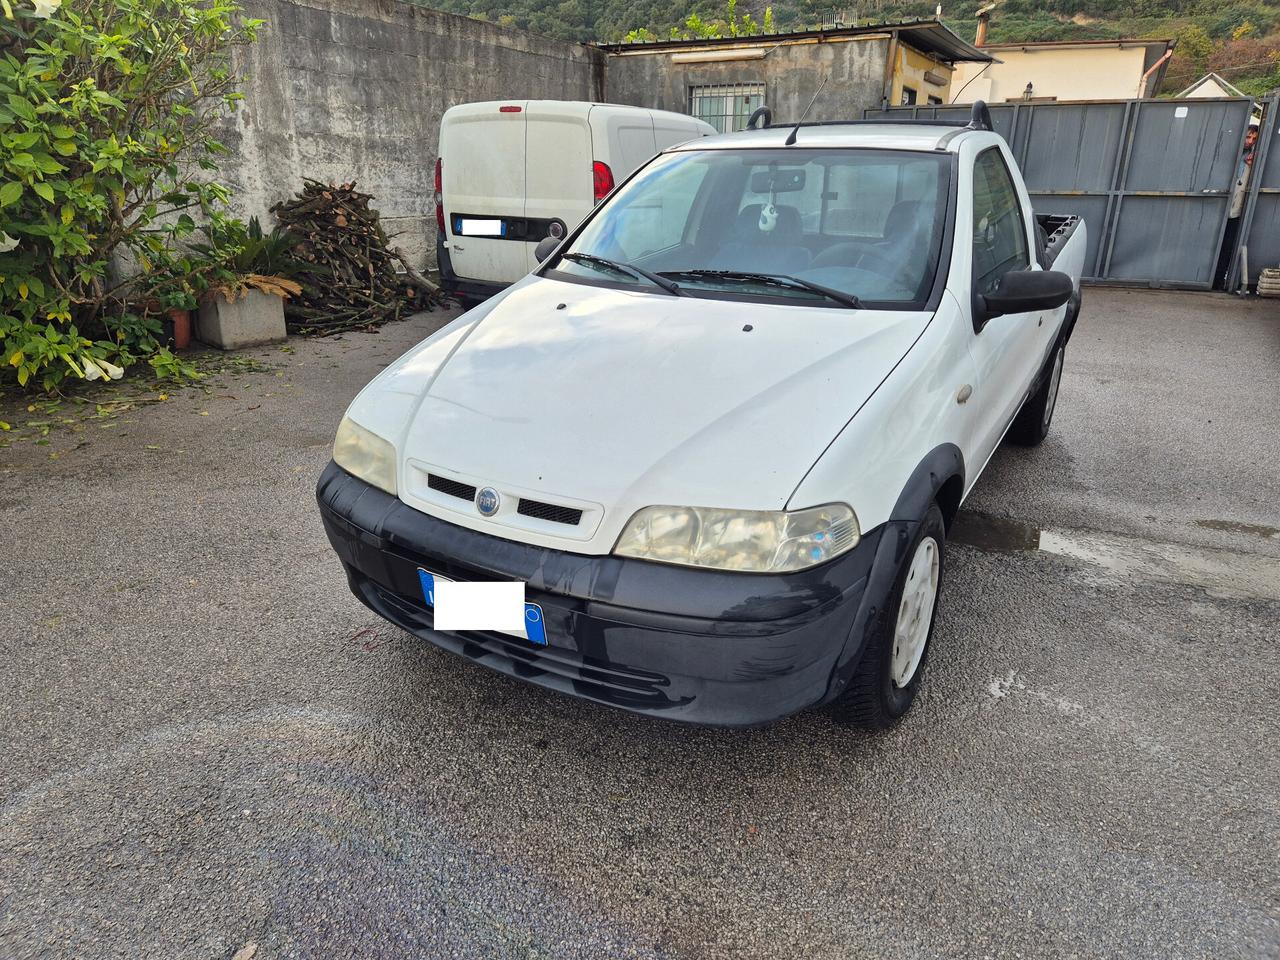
[{"xmin": 593, "ymin": 18, "xmax": 995, "ymax": 64}]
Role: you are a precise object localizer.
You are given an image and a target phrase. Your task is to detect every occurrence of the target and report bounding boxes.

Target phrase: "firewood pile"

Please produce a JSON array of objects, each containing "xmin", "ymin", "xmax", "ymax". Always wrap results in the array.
[{"xmin": 271, "ymin": 179, "xmax": 443, "ymax": 335}]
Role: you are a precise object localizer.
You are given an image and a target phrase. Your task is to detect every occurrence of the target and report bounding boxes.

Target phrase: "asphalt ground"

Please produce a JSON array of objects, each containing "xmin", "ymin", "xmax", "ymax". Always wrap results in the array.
[{"xmin": 0, "ymin": 288, "xmax": 1277, "ymax": 959}]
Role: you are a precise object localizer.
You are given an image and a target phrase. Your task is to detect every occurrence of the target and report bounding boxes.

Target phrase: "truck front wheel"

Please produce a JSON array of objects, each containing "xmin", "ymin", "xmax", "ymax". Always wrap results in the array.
[{"xmin": 833, "ymin": 503, "xmax": 946, "ymax": 729}]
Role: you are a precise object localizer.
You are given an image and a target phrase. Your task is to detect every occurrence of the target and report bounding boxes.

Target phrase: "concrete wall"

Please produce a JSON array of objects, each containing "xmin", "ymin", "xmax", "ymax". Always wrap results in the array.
[
  {"xmin": 951, "ymin": 45, "xmax": 1149, "ymax": 104},
  {"xmin": 219, "ymin": 0, "xmax": 603, "ymax": 267},
  {"xmin": 603, "ymin": 36, "xmax": 890, "ymax": 127}
]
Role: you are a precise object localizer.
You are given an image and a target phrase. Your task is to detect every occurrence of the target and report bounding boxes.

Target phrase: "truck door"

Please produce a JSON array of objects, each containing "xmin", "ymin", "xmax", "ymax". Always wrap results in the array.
[
  {"xmin": 440, "ymin": 102, "xmax": 528, "ymax": 286},
  {"xmin": 964, "ymin": 145, "xmax": 1050, "ymax": 473}
]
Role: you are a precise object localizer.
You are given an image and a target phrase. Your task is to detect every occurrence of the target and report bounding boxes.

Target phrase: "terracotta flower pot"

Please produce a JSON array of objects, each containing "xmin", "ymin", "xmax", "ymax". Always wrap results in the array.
[{"xmin": 166, "ymin": 307, "xmax": 192, "ymax": 350}]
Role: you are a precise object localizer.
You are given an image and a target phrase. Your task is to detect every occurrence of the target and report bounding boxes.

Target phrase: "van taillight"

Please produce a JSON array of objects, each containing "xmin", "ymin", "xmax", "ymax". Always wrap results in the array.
[
  {"xmin": 592, "ymin": 161, "xmax": 614, "ymax": 203},
  {"xmin": 434, "ymin": 158, "xmax": 444, "ymax": 233},
  {"xmin": 499, "ymin": 105, "xmax": 522, "ymax": 113}
]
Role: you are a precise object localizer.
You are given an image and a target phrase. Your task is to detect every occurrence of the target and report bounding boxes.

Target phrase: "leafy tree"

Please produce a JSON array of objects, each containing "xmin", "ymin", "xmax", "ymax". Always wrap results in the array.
[
  {"xmin": 1178, "ymin": 22, "xmax": 1214, "ymax": 67},
  {"xmin": 0, "ymin": 0, "xmax": 262, "ymax": 390}
]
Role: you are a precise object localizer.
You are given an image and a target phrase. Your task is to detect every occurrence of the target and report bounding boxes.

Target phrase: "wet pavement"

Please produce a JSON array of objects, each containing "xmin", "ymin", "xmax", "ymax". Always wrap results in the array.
[{"xmin": 1, "ymin": 288, "xmax": 1278, "ymax": 959}]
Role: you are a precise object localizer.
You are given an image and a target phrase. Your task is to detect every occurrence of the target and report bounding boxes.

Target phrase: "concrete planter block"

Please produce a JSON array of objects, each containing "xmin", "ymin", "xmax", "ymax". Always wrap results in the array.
[{"xmin": 196, "ymin": 289, "xmax": 287, "ymax": 350}]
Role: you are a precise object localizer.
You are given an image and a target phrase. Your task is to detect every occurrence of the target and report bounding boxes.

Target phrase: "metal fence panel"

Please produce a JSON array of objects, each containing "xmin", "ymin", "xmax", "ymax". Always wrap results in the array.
[
  {"xmin": 1017, "ymin": 101, "xmax": 1130, "ymax": 278},
  {"xmin": 1238, "ymin": 93, "xmax": 1280, "ymax": 289},
  {"xmin": 1018, "ymin": 102, "xmax": 1127, "ymax": 192},
  {"xmin": 1106, "ymin": 197, "xmax": 1228, "ymax": 285},
  {"xmin": 1103, "ymin": 99, "xmax": 1250, "ymax": 287},
  {"xmin": 1126, "ymin": 100, "xmax": 1246, "ymax": 192},
  {"xmin": 866, "ymin": 97, "xmax": 1254, "ymax": 288}
]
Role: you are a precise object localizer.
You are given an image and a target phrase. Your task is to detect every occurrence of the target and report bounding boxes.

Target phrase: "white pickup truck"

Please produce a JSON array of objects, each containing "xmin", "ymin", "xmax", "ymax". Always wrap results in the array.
[{"xmin": 318, "ymin": 103, "xmax": 1086, "ymax": 728}]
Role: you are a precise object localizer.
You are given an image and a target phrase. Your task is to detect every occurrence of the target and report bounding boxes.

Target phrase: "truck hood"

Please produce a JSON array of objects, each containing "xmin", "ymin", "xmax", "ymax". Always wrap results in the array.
[{"xmin": 396, "ymin": 277, "xmax": 932, "ymax": 551}]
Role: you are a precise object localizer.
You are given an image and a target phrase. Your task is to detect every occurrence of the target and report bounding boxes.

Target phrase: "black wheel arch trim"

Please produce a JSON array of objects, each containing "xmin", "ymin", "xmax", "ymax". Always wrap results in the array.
[
  {"xmin": 888, "ymin": 442, "xmax": 965, "ymax": 526},
  {"xmin": 820, "ymin": 444, "xmax": 963, "ymax": 704}
]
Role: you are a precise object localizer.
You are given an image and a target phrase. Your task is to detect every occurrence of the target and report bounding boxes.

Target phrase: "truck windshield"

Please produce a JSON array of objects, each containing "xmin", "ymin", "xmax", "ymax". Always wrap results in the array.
[{"xmin": 551, "ymin": 148, "xmax": 951, "ymax": 309}]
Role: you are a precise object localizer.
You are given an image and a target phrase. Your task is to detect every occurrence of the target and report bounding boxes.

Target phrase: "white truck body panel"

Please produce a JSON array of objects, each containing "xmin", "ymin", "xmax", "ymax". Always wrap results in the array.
[{"xmin": 353, "ymin": 122, "xmax": 1088, "ymax": 556}]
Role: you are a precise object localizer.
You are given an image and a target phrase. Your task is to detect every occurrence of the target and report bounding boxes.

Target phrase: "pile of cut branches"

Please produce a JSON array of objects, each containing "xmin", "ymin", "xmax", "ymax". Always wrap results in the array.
[{"xmin": 272, "ymin": 180, "xmax": 442, "ymax": 335}]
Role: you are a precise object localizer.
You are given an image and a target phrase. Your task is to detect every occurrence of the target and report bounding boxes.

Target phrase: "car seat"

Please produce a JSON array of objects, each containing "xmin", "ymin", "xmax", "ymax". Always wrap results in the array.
[{"xmin": 710, "ymin": 203, "xmax": 811, "ymax": 275}]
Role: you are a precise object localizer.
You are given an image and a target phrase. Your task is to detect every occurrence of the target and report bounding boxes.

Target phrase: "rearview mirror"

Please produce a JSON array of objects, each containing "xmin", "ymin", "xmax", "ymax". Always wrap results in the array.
[
  {"xmin": 749, "ymin": 168, "xmax": 807, "ymax": 194},
  {"xmin": 978, "ymin": 269, "xmax": 1073, "ymax": 322},
  {"xmin": 534, "ymin": 235, "xmax": 559, "ymax": 264}
]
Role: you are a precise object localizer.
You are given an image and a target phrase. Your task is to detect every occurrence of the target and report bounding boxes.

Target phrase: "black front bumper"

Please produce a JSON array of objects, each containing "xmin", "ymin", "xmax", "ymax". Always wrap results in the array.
[{"xmin": 316, "ymin": 462, "xmax": 912, "ymax": 727}]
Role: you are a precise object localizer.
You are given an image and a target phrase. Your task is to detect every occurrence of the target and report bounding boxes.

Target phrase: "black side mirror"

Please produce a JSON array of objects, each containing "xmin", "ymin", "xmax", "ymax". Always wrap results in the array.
[
  {"xmin": 977, "ymin": 269, "xmax": 1073, "ymax": 323},
  {"xmin": 534, "ymin": 235, "xmax": 559, "ymax": 264}
]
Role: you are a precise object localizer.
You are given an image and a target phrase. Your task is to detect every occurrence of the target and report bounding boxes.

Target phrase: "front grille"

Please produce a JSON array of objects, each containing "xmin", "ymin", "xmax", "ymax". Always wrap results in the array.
[
  {"xmin": 428, "ymin": 473, "xmax": 476, "ymax": 502},
  {"xmin": 517, "ymin": 498, "xmax": 583, "ymax": 526}
]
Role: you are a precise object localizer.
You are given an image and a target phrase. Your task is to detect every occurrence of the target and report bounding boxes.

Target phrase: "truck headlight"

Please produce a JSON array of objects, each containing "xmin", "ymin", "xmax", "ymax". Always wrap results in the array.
[
  {"xmin": 333, "ymin": 415, "xmax": 397, "ymax": 495},
  {"xmin": 614, "ymin": 504, "xmax": 859, "ymax": 573}
]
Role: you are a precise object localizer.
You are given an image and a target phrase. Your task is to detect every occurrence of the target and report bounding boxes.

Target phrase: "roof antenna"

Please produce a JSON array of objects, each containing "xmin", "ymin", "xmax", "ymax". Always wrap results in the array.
[{"xmin": 784, "ymin": 77, "xmax": 828, "ymax": 146}]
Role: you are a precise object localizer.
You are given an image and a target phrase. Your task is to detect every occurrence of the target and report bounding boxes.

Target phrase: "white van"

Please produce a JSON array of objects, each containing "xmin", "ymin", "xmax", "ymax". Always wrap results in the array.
[{"xmin": 435, "ymin": 100, "xmax": 714, "ymax": 305}]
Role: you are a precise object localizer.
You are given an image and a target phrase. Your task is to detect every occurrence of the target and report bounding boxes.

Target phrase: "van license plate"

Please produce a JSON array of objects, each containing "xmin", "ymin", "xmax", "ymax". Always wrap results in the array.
[
  {"xmin": 417, "ymin": 569, "xmax": 547, "ymax": 645},
  {"xmin": 457, "ymin": 218, "xmax": 505, "ymax": 237}
]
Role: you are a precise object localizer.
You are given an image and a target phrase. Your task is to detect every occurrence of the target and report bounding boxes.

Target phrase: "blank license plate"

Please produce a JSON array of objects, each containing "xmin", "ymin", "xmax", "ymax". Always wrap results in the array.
[
  {"xmin": 456, "ymin": 218, "xmax": 504, "ymax": 237},
  {"xmin": 417, "ymin": 568, "xmax": 547, "ymax": 645}
]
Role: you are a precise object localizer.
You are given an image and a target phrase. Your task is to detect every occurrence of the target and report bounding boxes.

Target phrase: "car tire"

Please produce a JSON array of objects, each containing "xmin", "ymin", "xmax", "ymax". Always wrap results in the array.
[
  {"xmin": 833, "ymin": 502, "xmax": 946, "ymax": 729},
  {"xmin": 1008, "ymin": 341, "xmax": 1064, "ymax": 447}
]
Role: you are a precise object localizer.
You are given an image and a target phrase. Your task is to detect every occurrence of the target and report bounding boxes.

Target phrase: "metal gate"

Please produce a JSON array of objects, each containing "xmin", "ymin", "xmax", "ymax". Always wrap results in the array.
[
  {"xmin": 1236, "ymin": 92, "xmax": 1280, "ymax": 290},
  {"xmin": 865, "ymin": 98, "xmax": 1255, "ymax": 289}
]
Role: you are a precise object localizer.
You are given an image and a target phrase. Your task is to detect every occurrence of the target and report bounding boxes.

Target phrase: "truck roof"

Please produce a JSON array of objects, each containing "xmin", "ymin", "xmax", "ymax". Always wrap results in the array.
[{"xmin": 668, "ymin": 122, "xmax": 989, "ymax": 154}]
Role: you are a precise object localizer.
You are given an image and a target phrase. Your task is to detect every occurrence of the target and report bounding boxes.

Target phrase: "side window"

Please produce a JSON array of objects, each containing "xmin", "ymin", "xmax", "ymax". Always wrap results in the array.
[{"xmin": 972, "ymin": 147, "xmax": 1030, "ymax": 298}]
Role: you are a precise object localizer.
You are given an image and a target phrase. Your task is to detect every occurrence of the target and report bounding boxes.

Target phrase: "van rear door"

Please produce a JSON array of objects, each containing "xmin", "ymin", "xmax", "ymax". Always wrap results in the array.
[
  {"xmin": 523, "ymin": 102, "xmax": 596, "ymax": 272},
  {"xmin": 440, "ymin": 101, "xmax": 528, "ymax": 285}
]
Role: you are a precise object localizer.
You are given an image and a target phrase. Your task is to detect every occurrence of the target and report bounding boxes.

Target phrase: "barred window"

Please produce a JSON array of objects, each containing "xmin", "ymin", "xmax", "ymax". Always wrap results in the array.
[{"xmin": 688, "ymin": 83, "xmax": 766, "ymax": 133}]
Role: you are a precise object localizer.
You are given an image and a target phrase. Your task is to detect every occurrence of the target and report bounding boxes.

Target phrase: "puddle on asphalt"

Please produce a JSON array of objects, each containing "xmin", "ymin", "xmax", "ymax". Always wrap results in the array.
[{"xmin": 951, "ymin": 512, "xmax": 1280, "ymax": 602}]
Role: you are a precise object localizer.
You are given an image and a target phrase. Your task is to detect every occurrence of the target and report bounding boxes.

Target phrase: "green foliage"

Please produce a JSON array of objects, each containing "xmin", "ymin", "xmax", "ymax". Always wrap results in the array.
[
  {"xmin": 184, "ymin": 213, "xmax": 301, "ymax": 302},
  {"xmin": 147, "ymin": 344, "xmax": 201, "ymax": 380},
  {"xmin": 1178, "ymin": 23, "xmax": 1214, "ymax": 66},
  {"xmin": 190, "ymin": 214, "xmax": 298, "ymax": 280},
  {"xmin": 0, "ymin": 0, "xmax": 262, "ymax": 391}
]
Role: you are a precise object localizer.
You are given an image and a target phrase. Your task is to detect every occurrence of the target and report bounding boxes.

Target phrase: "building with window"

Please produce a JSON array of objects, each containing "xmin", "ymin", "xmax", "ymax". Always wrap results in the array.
[
  {"xmin": 949, "ymin": 38, "xmax": 1176, "ymax": 103},
  {"xmin": 595, "ymin": 20, "xmax": 993, "ymax": 132}
]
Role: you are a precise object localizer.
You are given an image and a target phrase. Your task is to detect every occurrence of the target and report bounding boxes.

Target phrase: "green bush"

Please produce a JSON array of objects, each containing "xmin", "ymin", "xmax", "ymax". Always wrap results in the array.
[{"xmin": 0, "ymin": 0, "xmax": 262, "ymax": 391}]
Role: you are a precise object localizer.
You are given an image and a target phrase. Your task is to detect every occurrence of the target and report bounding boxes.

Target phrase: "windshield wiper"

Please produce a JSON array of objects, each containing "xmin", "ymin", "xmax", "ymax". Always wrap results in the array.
[
  {"xmin": 559, "ymin": 253, "xmax": 683, "ymax": 296},
  {"xmin": 660, "ymin": 270, "xmax": 862, "ymax": 309}
]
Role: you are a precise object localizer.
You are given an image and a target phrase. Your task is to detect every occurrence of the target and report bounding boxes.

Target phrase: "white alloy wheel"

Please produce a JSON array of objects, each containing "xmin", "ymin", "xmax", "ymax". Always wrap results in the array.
[
  {"xmin": 890, "ymin": 536, "xmax": 940, "ymax": 688},
  {"xmin": 1043, "ymin": 346, "xmax": 1064, "ymax": 429}
]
